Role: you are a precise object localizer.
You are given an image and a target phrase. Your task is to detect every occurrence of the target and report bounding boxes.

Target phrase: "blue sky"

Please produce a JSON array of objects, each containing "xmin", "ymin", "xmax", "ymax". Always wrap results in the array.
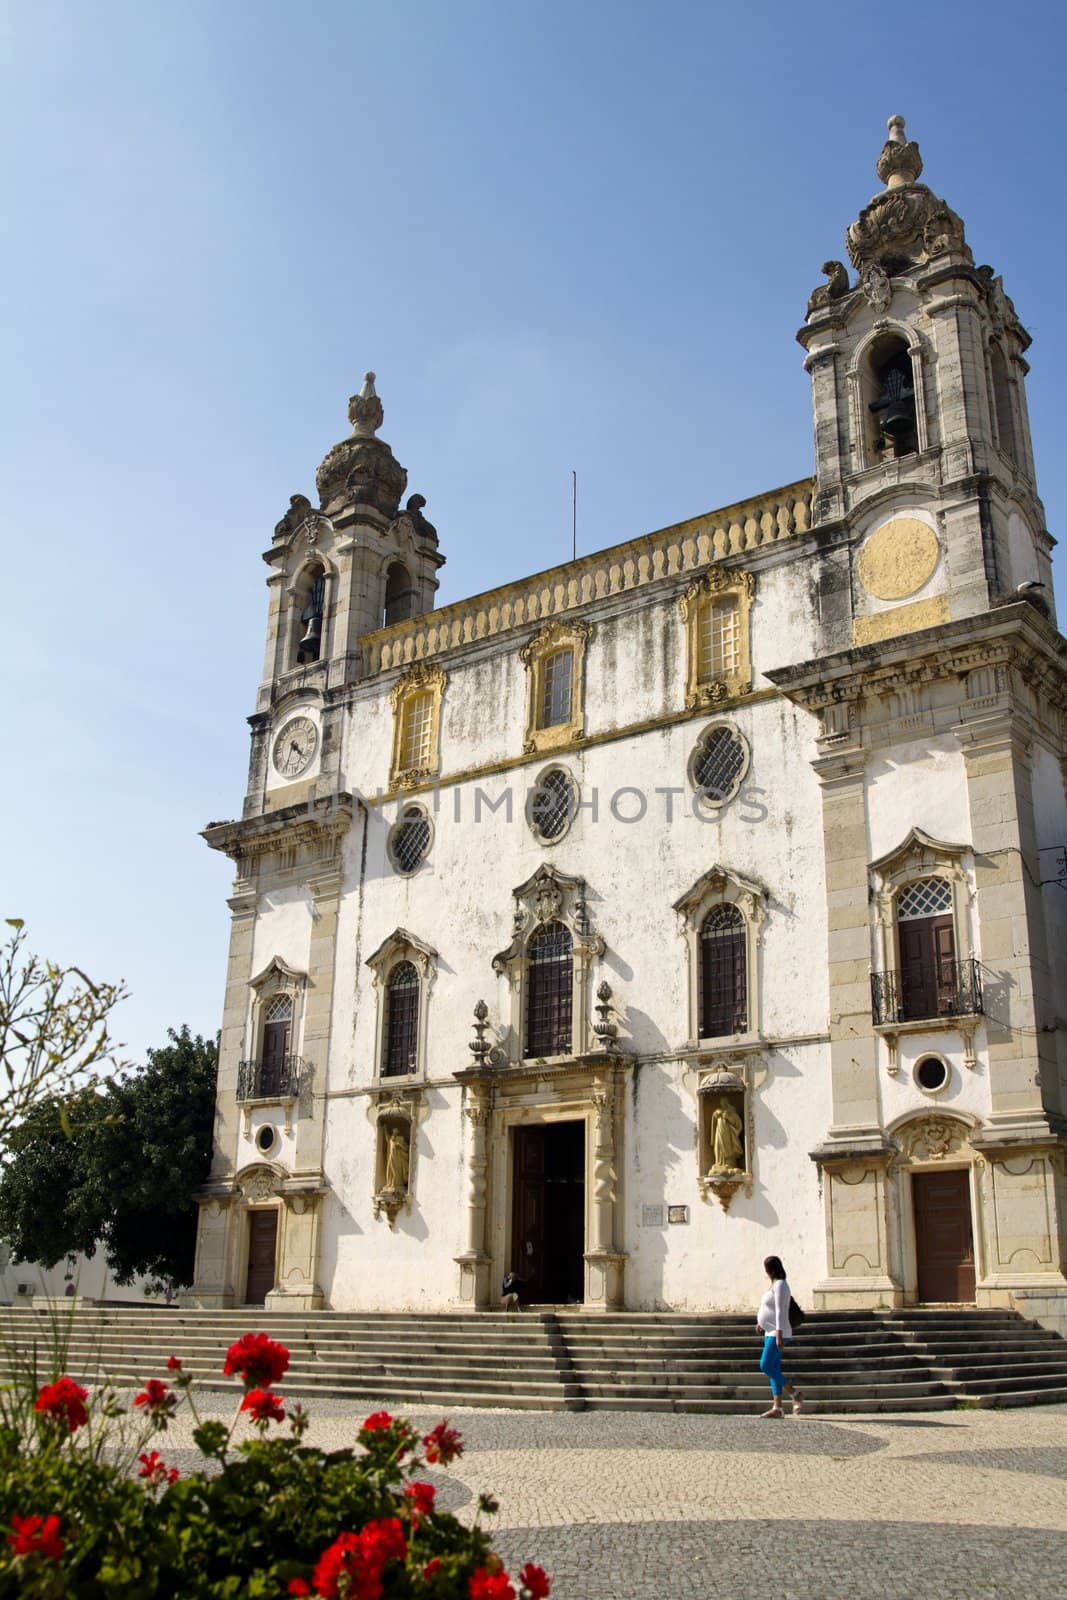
[{"xmin": 2, "ymin": 1, "xmax": 1065, "ymax": 1066}]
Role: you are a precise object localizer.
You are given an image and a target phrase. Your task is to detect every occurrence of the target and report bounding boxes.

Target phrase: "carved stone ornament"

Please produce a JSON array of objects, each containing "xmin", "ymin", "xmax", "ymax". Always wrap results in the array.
[
  {"xmin": 493, "ymin": 864, "xmax": 604, "ymax": 973},
  {"xmin": 389, "ymin": 662, "xmax": 447, "ymax": 714},
  {"xmin": 274, "ymin": 494, "xmax": 313, "ymax": 544},
  {"xmin": 237, "ymin": 1165, "xmax": 280, "ymax": 1203},
  {"xmin": 316, "ymin": 373, "xmax": 407, "ymax": 520},
  {"xmin": 702, "ymin": 1171, "xmax": 746, "ymax": 1214},
  {"xmin": 806, "ymin": 260, "xmax": 851, "ymax": 316},
  {"xmin": 861, "ymin": 264, "xmax": 892, "ymax": 311},
  {"xmin": 846, "ymin": 120, "xmax": 970, "ymax": 275},
  {"xmin": 899, "ymin": 1115, "xmax": 969, "ymax": 1163},
  {"xmin": 388, "ymin": 492, "xmax": 439, "ymax": 549},
  {"xmin": 365, "ymin": 928, "xmax": 438, "ymax": 985}
]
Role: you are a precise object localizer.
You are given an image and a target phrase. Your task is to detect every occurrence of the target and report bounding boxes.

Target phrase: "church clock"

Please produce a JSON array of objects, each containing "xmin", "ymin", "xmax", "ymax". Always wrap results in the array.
[{"xmin": 272, "ymin": 716, "xmax": 317, "ymax": 778}]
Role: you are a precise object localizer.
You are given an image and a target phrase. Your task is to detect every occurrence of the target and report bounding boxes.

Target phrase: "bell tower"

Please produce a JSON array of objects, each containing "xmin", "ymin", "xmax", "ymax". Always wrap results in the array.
[
  {"xmin": 244, "ymin": 374, "xmax": 445, "ymax": 817},
  {"xmin": 798, "ymin": 117, "xmax": 1055, "ymax": 652}
]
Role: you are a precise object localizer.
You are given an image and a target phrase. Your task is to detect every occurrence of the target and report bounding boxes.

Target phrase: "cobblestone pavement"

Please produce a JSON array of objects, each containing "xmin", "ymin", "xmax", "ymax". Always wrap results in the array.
[{"xmin": 158, "ymin": 1397, "xmax": 1067, "ymax": 1600}]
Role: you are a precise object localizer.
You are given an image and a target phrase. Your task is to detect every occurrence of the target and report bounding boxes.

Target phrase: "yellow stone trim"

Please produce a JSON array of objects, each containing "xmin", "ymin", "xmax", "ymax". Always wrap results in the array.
[
  {"xmin": 359, "ymin": 480, "xmax": 813, "ymax": 675},
  {"xmin": 852, "ymin": 595, "xmax": 948, "ymax": 646},
  {"xmin": 520, "ymin": 618, "xmax": 591, "ymax": 755},
  {"xmin": 369, "ymin": 684, "xmax": 780, "ymax": 805},
  {"xmin": 389, "ymin": 663, "xmax": 447, "ymax": 789},
  {"xmin": 679, "ymin": 568, "xmax": 755, "ymax": 711},
  {"xmin": 856, "ymin": 517, "xmax": 940, "ymax": 601}
]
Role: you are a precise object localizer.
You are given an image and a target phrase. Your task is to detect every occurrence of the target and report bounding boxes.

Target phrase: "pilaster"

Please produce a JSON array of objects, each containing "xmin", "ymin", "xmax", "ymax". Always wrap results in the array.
[{"xmin": 455, "ymin": 1079, "xmax": 493, "ymax": 1308}]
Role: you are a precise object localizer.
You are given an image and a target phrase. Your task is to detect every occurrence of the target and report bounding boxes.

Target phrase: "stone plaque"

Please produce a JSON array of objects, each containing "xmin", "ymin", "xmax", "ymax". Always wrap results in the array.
[
  {"xmin": 667, "ymin": 1205, "xmax": 690, "ymax": 1225},
  {"xmin": 641, "ymin": 1204, "xmax": 665, "ymax": 1228}
]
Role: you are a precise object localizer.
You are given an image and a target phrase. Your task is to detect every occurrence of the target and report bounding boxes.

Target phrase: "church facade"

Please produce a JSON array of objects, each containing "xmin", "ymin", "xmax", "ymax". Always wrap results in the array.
[{"xmin": 189, "ymin": 119, "xmax": 1067, "ymax": 1324}]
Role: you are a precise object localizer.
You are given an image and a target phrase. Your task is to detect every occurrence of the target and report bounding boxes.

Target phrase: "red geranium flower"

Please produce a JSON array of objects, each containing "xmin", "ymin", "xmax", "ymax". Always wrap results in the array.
[
  {"xmin": 308, "ymin": 1519, "xmax": 407, "ymax": 1600},
  {"xmin": 403, "ymin": 1480, "xmax": 436, "ymax": 1519},
  {"xmin": 469, "ymin": 1569, "xmax": 516, "ymax": 1600},
  {"xmin": 137, "ymin": 1451, "xmax": 179, "ymax": 1485},
  {"xmin": 166, "ymin": 1355, "xmax": 182, "ymax": 1371},
  {"xmin": 240, "ymin": 1387, "xmax": 286, "ymax": 1424},
  {"xmin": 518, "ymin": 1563, "xmax": 551, "ymax": 1598},
  {"xmin": 423, "ymin": 1558, "xmax": 442, "ymax": 1579},
  {"xmin": 133, "ymin": 1378, "xmax": 176, "ymax": 1414},
  {"xmin": 222, "ymin": 1331, "xmax": 290, "ymax": 1388},
  {"xmin": 287, "ymin": 1583, "xmax": 311, "ymax": 1597},
  {"xmin": 7, "ymin": 1513, "xmax": 65, "ymax": 1560},
  {"xmin": 361, "ymin": 1409, "xmax": 393, "ymax": 1432},
  {"xmin": 34, "ymin": 1376, "xmax": 89, "ymax": 1433},
  {"xmin": 360, "ymin": 1517, "xmax": 406, "ymax": 1564},
  {"xmin": 423, "ymin": 1421, "xmax": 463, "ymax": 1464}
]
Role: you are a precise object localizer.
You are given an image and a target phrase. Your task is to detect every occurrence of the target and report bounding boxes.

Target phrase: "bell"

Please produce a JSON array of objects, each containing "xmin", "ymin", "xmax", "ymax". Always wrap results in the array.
[
  {"xmin": 296, "ymin": 611, "xmax": 322, "ymax": 663},
  {"xmin": 869, "ymin": 363, "xmax": 914, "ymax": 439}
]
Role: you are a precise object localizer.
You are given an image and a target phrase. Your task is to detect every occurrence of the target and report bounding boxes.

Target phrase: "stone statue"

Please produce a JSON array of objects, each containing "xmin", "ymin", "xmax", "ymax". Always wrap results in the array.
[
  {"xmin": 383, "ymin": 1126, "xmax": 410, "ymax": 1193},
  {"xmin": 710, "ymin": 1100, "xmax": 744, "ymax": 1173},
  {"xmin": 806, "ymin": 260, "xmax": 850, "ymax": 316}
]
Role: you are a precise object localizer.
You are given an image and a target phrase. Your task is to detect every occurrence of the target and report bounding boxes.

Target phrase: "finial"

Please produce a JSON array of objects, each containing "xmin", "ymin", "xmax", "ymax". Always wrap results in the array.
[
  {"xmin": 348, "ymin": 371, "xmax": 384, "ymax": 438},
  {"xmin": 876, "ymin": 114, "xmax": 923, "ymax": 189}
]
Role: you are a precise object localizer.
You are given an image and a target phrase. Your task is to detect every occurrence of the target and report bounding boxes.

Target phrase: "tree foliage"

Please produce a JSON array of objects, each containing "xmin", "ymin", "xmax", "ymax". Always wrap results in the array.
[
  {"xmin": 0, "ymin": 1026, "xmax": 218, "ymax": 1288},
  {"xmin": 0, "ymin": 918, "xmax": 127, "ymax": 1155}
]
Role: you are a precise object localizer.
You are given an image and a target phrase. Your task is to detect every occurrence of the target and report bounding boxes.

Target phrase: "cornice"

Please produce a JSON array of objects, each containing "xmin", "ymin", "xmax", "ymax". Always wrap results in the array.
[{"xmin": 203, "ymin": 793, "xmax": 356, "ymax": 862}]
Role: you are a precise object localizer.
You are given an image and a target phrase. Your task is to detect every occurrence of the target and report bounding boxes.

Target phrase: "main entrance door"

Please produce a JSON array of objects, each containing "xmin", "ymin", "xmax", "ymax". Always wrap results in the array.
[
  {"xmin": 913, "ymin": 1169, "xmax": 975, "ymax": 1302},
  {"xmin": 511, "ymin": 1121, "xmax": 585, "ymax": 1304},
  {"xmin": 245, "ymin": 1209, "xmax": 278, "ymax": 1305}
]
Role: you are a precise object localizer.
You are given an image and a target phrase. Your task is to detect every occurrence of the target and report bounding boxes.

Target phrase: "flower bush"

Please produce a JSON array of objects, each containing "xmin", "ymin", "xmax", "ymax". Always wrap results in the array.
[{"xmin": 0, "ymin": 1327, "xmax": 550, "ymax": 1598}]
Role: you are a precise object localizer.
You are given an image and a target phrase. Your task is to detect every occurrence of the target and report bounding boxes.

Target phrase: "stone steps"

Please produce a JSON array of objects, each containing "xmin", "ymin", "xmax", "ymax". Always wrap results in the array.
[{"xmin": 1, "ymin": 1305, "xmax": 1064, "ymax": 1414}]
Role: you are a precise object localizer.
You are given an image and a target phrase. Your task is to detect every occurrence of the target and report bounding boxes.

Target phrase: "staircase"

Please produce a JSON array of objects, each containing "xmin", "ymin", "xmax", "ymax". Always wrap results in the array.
[{"xmin": 1, "ymin": 1305, "xmax": 1065, "ymax": 1414}]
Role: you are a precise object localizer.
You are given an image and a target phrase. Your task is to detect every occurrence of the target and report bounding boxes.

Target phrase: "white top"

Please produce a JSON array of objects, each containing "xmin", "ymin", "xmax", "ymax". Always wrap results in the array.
[{"xmin": 757, "ymin": 1277, "xmax": 792, "ymax": 1338}]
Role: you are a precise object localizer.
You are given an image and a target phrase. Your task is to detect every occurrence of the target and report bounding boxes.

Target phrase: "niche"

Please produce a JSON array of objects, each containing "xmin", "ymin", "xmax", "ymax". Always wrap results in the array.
[
  {"xmin": 864, "ymin": 335, "xmax": 918, "ymax": 461},
  {"xmin": 373, "ymin": 1114, "xmax": 413, "ymax": 1227},
  {"xmin": 384, "ymin": 562, "xmax": 417, "ymax": 627},
  {"xmin": 697, "ymin": 1067, "xmax": 751, "ymax": 1213},
  {"xmin": 292, "ymin": 562, "xmax": 326, "ymax": 666}
]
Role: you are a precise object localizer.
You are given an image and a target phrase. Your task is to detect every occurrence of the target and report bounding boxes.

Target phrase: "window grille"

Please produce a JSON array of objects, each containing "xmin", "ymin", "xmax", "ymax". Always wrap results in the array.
[
  {"xmin": 530, "ymin": 769, "xmax": 574, "ymax": 841},
  {"xmin": 391, "ymin": 807, "xmax": 431, "ymax": 873},
  {"xmin": 700, "ymin": 904, "xmax": 747, "ymax": 1037},
  {"xmin": 697, "ymin": 599, "xmax": 741, "ymax": 683},
  {"xmin": 539, "ymin": 649, "xmax": 574, "ymax": 728},
  {"xmin": 383, "ymin": 961, "xmax": 420, "ymax": 1076},
  {"xmin": 264, "ymin": 994, "xmax": 293, "ymax": 1023},
  {"xmin": 692, "ymin": 726, "xmax": 747, "ymax": 802},
  {"xmin": 399, "ymin": 691, "xmax": 434, "ymax": 771},
  {"xmin": 897, "ymin": 877, "xmax": 953, "ymax": 920},
  {"xmin": 525, "ymin": 922, "xmax": 573, "ymax": 1057}
]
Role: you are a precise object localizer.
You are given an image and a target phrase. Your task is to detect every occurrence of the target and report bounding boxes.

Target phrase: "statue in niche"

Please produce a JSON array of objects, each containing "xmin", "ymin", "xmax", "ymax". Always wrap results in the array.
[
  {"xmin": 383, "ymin": 1125, "xmax": 410, "ymax": 1193},
  {"xmin": 709, "ymin": 1099, "xmax": 744, "ymax": 1173}
]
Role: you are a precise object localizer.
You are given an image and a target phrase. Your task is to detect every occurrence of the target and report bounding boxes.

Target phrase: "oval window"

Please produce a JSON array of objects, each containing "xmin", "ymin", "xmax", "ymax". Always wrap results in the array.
[{"xmin": 689, "ymin": 724, "xmax": 749, "ymax": 807}]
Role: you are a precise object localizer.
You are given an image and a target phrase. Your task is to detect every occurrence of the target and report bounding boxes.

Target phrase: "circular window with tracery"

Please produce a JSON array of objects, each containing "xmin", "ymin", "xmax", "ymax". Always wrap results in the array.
[
  {"xmin": 528, "ymin": 768, "xmax": 577, "ymax": 843},
  {"xmin": 689, "ymin": 723, "xmax": 750, "ymax": 807},
  {"xmin": 388, "ymin": 805, "xmax": 433, "ymax": 875}
]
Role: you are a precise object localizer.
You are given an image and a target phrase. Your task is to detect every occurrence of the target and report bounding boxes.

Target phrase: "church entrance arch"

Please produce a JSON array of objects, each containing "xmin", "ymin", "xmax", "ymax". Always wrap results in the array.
[{"xmin": 511, "ymin": 1121, "xmax": 586, "ymax": 1304}]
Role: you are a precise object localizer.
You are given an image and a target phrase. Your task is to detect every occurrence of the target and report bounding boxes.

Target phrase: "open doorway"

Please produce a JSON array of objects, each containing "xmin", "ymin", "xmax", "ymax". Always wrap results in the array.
[{"xmin": 511, "ymin": 1121, "xmax": 585, "ymax": 1304}]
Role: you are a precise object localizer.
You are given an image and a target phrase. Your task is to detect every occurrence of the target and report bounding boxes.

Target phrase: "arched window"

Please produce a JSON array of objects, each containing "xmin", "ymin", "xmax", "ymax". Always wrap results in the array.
[
  {"xmin": 383, "ymin": 961, "xmax": 420, "ymax": 1077},
  {"xmin": 293, "ymin": 563, "xmax": 326, "ymax": 666},
  {"xmin": 700, "ymin": 905, "xmax": 747, "ymax": 1038},
  {"xmin": 866, "ymin": 336, "xmax": 917, "ymax": 460},
  {"xmin": 896, "ymin": 876, "xmax": 955, "ymax": 1022},
  {"xmin": 261, "ymin": 994, "xmax": 293, "ymax": 1096},
  {"xmin": 384, "ymin": 562, "xmax": 417, "ymax": 628},
  {"xmin": 525, "ymin": 922, "xmax": 573, "ymax": 1058}
]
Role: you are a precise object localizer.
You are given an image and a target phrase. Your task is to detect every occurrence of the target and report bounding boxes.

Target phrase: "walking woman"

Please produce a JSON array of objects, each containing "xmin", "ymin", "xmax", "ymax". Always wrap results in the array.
[{"xmin": 756, "ymin": 1255, "xmax": 803, "ymax": 1417}]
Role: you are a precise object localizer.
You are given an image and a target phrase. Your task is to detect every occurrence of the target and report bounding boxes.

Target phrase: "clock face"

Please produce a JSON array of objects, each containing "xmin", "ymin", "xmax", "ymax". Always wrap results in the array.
[{"xmin": 272, "ymin": 716, "xmax": 318, "ymax": 778}]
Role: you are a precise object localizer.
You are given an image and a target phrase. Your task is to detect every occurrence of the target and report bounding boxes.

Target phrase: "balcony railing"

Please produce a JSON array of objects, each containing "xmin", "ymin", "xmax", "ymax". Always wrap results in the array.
[
  {"xmin": 236, "ymin": 1056, "xmax": 303, "ymax": 1102},
  {"xmin": 871, "ymin": 959, "xmax": 983, "ymax": 1028}
]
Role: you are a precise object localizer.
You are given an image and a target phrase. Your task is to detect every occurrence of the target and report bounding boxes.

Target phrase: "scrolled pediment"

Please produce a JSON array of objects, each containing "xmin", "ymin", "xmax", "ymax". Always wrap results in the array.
[
  {"xmin": 249, "ymin": 956, "xmax": 307, "ymax": 995},
  {"xmin": 365, "ymin": 927, "xmax": 438, "ymax": 982},
  {"xmin": 673, "ymin": 865, "xmax": 768, "ymax": 923}
]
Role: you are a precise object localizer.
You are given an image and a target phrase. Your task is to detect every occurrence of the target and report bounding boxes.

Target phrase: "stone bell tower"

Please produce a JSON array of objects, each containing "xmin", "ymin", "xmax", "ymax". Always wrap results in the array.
[
  {"xmin": 243, "ymin": 374, "xmax": 446, "ymax": 818},
  {"xmin": 798, "ymin": 116, "xmax": 1055, "ymax": 655}
]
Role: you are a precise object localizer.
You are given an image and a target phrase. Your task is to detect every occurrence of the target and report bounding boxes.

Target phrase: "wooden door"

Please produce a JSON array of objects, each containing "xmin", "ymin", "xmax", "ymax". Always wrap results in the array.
[
  {"xmin": 245, "ymin": 1210, "xmax": 278, "ymax": 1305},
  {"xmin": 900, "ymin": 915, "xmax": 955, "ymax": 1021},
  {"xmin": 913, "ymin": 1170, "xmax": 975, "ymax": 1302},
  {"xmin": 261, "ymin": 1017, "xmax": 290, "ymax": 1096},
  {"xmin": 511, "ymin": 1126, "xmax": 547, "ymax": 1302}
]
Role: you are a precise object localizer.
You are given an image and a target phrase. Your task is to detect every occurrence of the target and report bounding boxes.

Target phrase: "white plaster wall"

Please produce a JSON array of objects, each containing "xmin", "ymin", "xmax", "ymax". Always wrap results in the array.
[
  {"xmin": 0, "ymin": 1245, "xmax": 168, "ymax": 1305},
  {"xmin": 865, "ymin": 735, "xmax": 971, "ymax": 863},
  {"xmin": 1031, "ymin": 741, "xmax": 1067, "ymax": 1102}
]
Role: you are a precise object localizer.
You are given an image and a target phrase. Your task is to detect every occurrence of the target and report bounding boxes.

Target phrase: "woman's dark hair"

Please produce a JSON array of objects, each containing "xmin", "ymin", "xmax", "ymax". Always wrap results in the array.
[{"xmin": 763, "ymin": 1255, "xmax": 786, "ymax": 1280}]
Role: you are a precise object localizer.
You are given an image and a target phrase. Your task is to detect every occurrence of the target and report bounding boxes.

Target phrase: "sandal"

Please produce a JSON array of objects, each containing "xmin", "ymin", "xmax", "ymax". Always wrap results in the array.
[
  {"xmin": 791, "ymin": 1389, "xmax": 805, "ymax": 1415},
  {"xmin": 760, "ymin": 1406, "xmax": 784, "ymax": 1418}
]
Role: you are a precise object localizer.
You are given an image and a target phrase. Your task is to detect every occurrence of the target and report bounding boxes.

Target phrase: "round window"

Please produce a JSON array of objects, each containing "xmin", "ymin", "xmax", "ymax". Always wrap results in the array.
[
  {"xmin": 689, "ymin": 723, "xmax": 750, "ymax": 806},
  {"xmin": 388, "ymin": 805, "xmax": 432, "ymax": 874},
  {"xmin": 255, "ymin": 1124, "xmax": 277, "ymax": 1155},
  {"xmin": 528, "ymin": 768, "xmax": 577, "ymax": 843},
  {"xmin": 914, "ymin": 1056, "xmax": 949, "ymax": 1094}
]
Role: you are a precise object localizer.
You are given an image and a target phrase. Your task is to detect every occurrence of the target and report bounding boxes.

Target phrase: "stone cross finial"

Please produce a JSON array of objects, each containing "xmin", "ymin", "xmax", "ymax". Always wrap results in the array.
[
  {"xmin": 348, "ymin": 371, "xmax": 384, "ymax": 438},
  {"xmin": 876, "ymin": 115, "xmax": 923, "ymax": 190}
]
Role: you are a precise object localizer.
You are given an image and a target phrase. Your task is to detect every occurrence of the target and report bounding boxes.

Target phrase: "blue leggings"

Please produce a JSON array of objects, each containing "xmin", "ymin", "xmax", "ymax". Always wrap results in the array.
[{"xmin": 759, "ymin": 1334, "xmax": 791, "ymax": 1397}]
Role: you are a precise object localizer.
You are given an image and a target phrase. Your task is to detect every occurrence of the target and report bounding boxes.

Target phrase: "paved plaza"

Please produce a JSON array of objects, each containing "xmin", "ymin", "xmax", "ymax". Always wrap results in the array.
[{"xmin": 160, "ymin": 1396, "xmax": 1067, "ymax": 1599}]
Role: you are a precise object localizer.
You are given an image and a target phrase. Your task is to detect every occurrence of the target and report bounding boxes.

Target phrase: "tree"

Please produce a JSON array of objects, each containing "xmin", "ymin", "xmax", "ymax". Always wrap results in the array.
[
  {"xmin": 0, "ymin": 1027, "xmax": 218, "ymax": 1288},
  {"xmin": 0, "ymin": 918, "xmax": 127, "ymax": 1155}
]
